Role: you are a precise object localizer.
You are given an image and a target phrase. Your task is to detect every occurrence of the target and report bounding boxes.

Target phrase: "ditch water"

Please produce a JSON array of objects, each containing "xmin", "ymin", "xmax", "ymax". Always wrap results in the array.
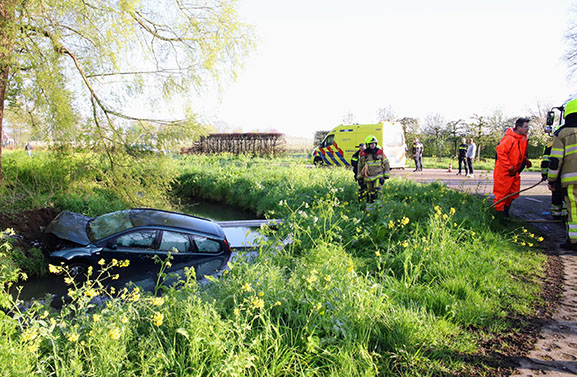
[{"xmin": 14, "ymin": 199, "xmax": 263, "ymax": 303}]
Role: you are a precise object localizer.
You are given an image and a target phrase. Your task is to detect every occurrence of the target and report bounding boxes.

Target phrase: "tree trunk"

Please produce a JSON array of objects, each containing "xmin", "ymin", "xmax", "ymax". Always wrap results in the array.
[{"xmin": 0, "ymin": 0, "xmax": 16, "ymax": 183}]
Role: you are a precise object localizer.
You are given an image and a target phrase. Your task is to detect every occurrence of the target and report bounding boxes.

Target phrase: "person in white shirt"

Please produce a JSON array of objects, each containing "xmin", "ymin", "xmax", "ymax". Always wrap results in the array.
[{"xmin": 466, "ymin": 138, "xmax": 476, "ymax": 177}]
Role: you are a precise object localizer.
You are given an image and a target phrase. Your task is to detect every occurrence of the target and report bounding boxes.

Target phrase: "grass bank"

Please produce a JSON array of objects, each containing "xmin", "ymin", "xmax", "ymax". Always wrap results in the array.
[{"xmin": 0, "ymin": 154, "xmax": 545, "ymax": 376}]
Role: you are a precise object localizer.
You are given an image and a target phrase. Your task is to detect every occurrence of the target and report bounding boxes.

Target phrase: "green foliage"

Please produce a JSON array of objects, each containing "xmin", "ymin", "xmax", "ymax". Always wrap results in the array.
[
  {"xmin": 0, "ymin": 151, "xmax": 178, "ymax": 216},
  {"xmin": 0, "ymin": 155, "xmax": 546, "ymax": 375}
]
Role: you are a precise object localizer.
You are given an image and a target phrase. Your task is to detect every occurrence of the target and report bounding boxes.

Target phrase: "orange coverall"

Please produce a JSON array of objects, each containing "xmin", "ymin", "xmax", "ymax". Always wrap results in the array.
[{"xmin": 493, "ymin": 128, "xmax": 528, "ymax": 211}]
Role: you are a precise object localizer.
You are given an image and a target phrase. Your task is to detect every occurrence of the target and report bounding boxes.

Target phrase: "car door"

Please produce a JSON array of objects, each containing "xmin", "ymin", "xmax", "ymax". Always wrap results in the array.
[
  {"xmin": 158, "ymin": 230, "xmax": 195, "ymax": 268},
  {"xmin": 100, "ymin": 229, "xmax": 160, "ymax": 273}
]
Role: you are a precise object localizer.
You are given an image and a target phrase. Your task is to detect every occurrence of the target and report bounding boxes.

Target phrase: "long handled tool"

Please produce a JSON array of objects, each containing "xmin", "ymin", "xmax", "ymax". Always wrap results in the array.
[{"xmin": 490, "ymin": 179, "xmax": 545, "ymax": 207}]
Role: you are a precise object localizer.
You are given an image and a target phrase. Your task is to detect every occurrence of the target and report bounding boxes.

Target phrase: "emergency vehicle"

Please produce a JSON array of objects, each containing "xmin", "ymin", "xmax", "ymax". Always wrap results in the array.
[{"xmin": 311, "ymin": 122, "xmax": 407, "ymax": 168}]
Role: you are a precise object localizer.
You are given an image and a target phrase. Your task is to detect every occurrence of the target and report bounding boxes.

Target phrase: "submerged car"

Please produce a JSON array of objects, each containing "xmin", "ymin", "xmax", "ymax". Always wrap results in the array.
[{"xmin": 46, "ymin": 208, "xmax": 232, "ymax": 278}]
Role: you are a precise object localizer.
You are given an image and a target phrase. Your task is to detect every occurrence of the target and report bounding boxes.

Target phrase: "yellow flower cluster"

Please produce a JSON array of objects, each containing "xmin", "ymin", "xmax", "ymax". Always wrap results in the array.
[
  {"xmin": 153, "ymin": 312, "xmax": 164, "ymax": 326},
  {"xmin": 151, "ymin": 297, "xmax": 165, "ymax": 306},
  {"xmin": 48, "ymin": 264, "xmax": 64, "ymax": 274},
  {"xmin": 109, "ymin": 327, "xmax": 122, "ymax": 340},
  {"xmin": 250, "ymin": 297, "xmax": 264, "ymax": 310}
]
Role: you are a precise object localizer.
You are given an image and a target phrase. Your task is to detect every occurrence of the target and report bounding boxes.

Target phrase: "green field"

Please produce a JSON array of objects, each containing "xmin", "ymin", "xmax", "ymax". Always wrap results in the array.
[{"xmin": 0, "ymin": 153, "xmax": 545, "ymax": 376}]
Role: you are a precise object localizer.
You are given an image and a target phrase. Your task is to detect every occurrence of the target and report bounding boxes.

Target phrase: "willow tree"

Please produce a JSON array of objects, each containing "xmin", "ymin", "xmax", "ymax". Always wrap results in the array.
[{"xmin": 0, "ymin": 0, "xmax": 253, "ymax": 182}]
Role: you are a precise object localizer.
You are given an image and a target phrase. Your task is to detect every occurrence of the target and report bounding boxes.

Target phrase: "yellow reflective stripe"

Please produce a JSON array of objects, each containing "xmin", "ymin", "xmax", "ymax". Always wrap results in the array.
[
  {"xmin": 568, "ymin": 185, "xmax": 577, "ymax": 239},
  {"xmin": 550, "ymin": 148, "xmax": 564, "ymax": 157},
  {"xmin": 364, "ymin": 174, "xmax": 384, "ymax": 181},
  {"xmin": 566, "ymin": 98, "xmax": 577, "ymax": 117}
]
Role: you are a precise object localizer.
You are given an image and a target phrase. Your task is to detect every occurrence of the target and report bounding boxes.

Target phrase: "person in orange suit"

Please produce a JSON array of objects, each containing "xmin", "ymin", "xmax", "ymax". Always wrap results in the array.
[{"xmin": 493, "ymin": 118, "xmax": 531, "ymax": 218}]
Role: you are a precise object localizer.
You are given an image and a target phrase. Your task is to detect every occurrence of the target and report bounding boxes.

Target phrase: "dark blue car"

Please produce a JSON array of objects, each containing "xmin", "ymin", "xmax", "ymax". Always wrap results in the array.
[{"xmin": 47, "ymin": 208, "xmax": 232, "ymax": 278}]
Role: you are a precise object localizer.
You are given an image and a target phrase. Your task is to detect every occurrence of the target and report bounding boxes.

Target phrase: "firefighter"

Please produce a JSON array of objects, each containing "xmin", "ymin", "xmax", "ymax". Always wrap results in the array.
[
  {"xmin": 457, "ymin": 138, "xmax": 468, "ymax": 175},
  {"xmin": 358, "ymin": 135, "xmax": 390, "ymax": 203},
  {"xmin": 493, "ymin": 118, "xmax": 531, "ymax": 218},
  {"xmin": 541, "ymin": 133, "xmax": 565, "ymax": 220},
  {"xmin": 351, "ymin": 143, "xmax": 367, "ymax": 201},
  {"xmin": 548, "ymin": 93, "xmax": 577, "ymax": 249}
]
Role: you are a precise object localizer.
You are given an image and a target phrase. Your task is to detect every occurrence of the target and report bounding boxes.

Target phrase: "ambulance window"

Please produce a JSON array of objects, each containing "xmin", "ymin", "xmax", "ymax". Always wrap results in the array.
[
  {"xmin": 385, "ymin": 129, "xmax": 403, "ymax": 147},
  {"xmin": 323, "ymin": 134, "xmax": 334, "ymax": 146}
]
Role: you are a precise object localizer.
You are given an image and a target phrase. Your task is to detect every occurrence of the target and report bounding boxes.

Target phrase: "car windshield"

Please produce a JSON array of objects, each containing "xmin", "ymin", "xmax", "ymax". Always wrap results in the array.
[{"xmin": 88, "ymin": 210, "xmax": 134, "ymax": 241}]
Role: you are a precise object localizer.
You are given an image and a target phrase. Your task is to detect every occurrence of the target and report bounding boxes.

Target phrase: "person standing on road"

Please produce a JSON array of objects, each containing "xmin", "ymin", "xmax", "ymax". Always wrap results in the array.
[
  {"xmin": 358, "ymin": 135, "xmax": 390, "ymax": 203},
  {"xmin": 548, "ymin": 93, "xmax": 577, "ymax": 250},
  {"xmin": 25, "ymin": 142, "xmax": 32, "ymax": 157},
  {"xmin": 457, "ymin": 138, "xmax": 468, "ymax": 175},
  {"xmin": 466, "ymin": 138, "xmax": 476, "ymax": 177},
  {"xmin": 493, "ymin": 118, "xmax": 531, "ymax": 218},
  {"xmin": 351, "ymin": 143, "xmax": 367, "ymax": 201},
  {"xmin": 412, "ymin": 138, "xmax": 423, "ymax": 172}
]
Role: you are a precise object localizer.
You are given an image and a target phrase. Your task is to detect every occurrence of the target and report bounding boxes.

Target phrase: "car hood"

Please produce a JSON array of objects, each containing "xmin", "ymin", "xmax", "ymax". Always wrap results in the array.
[{"xmin": 46, "ymin": 211, "xmax": 93, "ymax": 246}]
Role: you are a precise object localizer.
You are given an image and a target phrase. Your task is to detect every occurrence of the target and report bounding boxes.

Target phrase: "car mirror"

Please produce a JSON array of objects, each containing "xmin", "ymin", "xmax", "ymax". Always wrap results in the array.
[{"xmin": 546, "ymin": 111, "xmax": 555, "ymax": 126}]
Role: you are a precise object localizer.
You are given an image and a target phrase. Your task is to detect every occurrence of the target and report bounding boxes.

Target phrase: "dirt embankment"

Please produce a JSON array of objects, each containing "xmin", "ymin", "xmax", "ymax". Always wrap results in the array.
[{"xmin": 0, "ymin": 208, "xmax": 60, "ymax": 248}]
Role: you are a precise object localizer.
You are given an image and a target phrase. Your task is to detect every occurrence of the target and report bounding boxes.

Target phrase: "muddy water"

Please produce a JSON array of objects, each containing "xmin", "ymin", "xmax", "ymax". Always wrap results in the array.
[{"xmin": 14, "ymin": 200, "xmax": 261, "ymax": 303}]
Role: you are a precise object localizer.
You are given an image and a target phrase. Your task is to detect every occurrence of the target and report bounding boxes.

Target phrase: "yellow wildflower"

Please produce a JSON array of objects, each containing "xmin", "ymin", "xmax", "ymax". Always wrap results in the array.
[
  {"xmin": 521, "ymin": 242, "xmax": 526, "ymax": 246},
  {"xmin": 442, "ymin": 214, "xmax": 449, "ymax": 220},
  {"xmin": 64, "ymin": 277, "xmax": 74, "ymax": 285},
  {"xmin": 538, "ymin": 236, "xmax": 544, "ymax": 242},
  {"xmin": 92, "ymin": 314, "xmax": 101, "ymax": 322},
  {"xmin": 27, "ymin": 343, "xmax": 39, "ymax": 353},
  {"xmin": 48, "ymin": 264, "xmax": 62, "ymax": 274},
  {"xmin": 120, "ymin": 316, "xmax": 129, "ymax": 324},
  {"xmin": 151, "ymin": 297, "xmax": 165, "ymax": 306},
  {"xmin": 324, "ymin": 275, "xmax": 331, "ymax": 282},
  {"xmin": 234, "ymin": 308, "xmax": 240, "ymax": 316},
  {"xmin": 523, "ymin": 228, "xmax": 527, "ymax": 233},
  {"xmin": 315, "ymin": 302, "xmax": 322, "ymax": 311},
  {"xmin": 22, "ymin": 329, "xmax": 38, "ymax": 342},
  {"xmin": 528, "ymin": 243, "xmax": 533, "ymax": 247},
  {"xmin": 66, "ymin": 333, "xmax": 79, "ymax": 342},
  {"xmin": 306, "ymin": 275, "xmax": 318, "ymax": 284},
  {"xmin": 375, "ymin": 251, "xmax": 381, "ymax": 257},
  {"xmin": 400, "ymin": 216, "xmax": 410, "ymax": 226},
  {"xmin": 250, "ymin": 297, "xmax": 264, "ymax": 310},
  {"xmin": 85, "ymin": 288, "xmax": 98, "ymax": 298},
  {"xmin": 449, "ymin": 208, "xmax": 456, "ymax": 215},
  {"xmin": 241, "ymin": 283, "xmax": 252, "ymax": 292},
  {"xmin": 111, "ymin": 259, "xmax": 118, "ymax": 266},
  {"xmin": 275, "ymin": 301, "xmax": 282, "ymax": 306},
  {"xmin": 258, "ymin": 291, "xmax": 264, "ymax": 297},
  {"xmin": 388, "ymin": 220, "xmax": 395, "ymax": 229},
  {"xmin": 153, "ymin": 312, "xmax": 164, "ymax": 326},
  {"xmin": 109, "ymin": 327, "xmax": 121, "ymax": 340},
  {"xmin": 98, "ymin": 259, "xmax": 105, "ymax": 266},
  {"xmin": 402, "ymin": 241, "xmax": 409, "ymax": 248},
  {"xmin": 112, "ymin": 274, "xmax": 119, "ymax": 280}
]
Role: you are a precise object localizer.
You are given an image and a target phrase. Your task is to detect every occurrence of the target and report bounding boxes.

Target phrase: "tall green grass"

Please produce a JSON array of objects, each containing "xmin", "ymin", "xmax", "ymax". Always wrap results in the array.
[
  {"xmin": 0, "ymin": 155, "xmax": 545, "ymax": 376},
  {"xmin": 0, "ymin": 151, "xmax": 178, "ymax": 216}
]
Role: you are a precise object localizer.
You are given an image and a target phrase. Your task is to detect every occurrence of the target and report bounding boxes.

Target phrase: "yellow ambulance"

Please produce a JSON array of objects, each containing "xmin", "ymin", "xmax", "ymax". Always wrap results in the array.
[{"xmin": 311, "ymin": 122, "xmax": 407, "ymax": 168}]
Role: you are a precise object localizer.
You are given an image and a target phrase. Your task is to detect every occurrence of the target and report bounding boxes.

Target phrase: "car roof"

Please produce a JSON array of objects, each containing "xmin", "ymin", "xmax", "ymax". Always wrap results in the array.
[
  {"xmin": 89, "ymin": 208, "xmax": 225, "ymax": 241},
  {"xmin": 130, "ymin": 208, "xmax": 224, "ymax": 237}
]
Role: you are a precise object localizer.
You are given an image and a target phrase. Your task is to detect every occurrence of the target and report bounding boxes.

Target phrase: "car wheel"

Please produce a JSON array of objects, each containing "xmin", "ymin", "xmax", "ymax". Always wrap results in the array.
[
  {"xmin": 314, "ymin": 157, "xmax": 324, "ymax": 167},
  {"xmin": 68, "ymin": 262, "xmax": 89, "ymax": 279}
]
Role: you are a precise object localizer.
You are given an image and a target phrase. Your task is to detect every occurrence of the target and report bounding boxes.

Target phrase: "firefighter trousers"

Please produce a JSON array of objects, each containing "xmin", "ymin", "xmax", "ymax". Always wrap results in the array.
[{"xmin": 365, "ymin": 179, "xmax": 382, "ymax": 203}]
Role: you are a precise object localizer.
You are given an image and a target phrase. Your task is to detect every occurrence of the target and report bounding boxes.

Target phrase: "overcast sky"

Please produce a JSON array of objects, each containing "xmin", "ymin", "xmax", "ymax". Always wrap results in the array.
[{"xmin": 191, "ymin": 0, "xmax": 576, "ymax": 137}]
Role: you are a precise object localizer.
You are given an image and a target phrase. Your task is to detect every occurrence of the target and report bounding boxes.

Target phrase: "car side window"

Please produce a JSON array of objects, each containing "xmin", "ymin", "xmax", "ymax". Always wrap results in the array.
[
  {"xmin": 115, "ymin": 230, "xmax": 157, "ymax": 249},
  {"xmin": 193, "ymin": 236, "xmax": 222, "ymax": 253},
  {"xmin": 160, "ymin": 231, "xmax": 191, "ymax": 252}
]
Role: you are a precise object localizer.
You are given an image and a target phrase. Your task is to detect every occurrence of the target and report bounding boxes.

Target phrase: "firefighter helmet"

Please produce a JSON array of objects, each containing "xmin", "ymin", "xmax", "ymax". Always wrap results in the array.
[
  {"xmin": 364, "ymin": 135, "xmax": 378, "ymax": 145},
  {"xmin": 564, "ymin": 92, "xmax": 577, "ymax": 118}
]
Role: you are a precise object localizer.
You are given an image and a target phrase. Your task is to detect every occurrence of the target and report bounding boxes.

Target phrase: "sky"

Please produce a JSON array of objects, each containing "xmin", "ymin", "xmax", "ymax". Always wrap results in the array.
[{"xmin": 191, "ymin": 0, "xmax": 576, "ymax": 137}]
